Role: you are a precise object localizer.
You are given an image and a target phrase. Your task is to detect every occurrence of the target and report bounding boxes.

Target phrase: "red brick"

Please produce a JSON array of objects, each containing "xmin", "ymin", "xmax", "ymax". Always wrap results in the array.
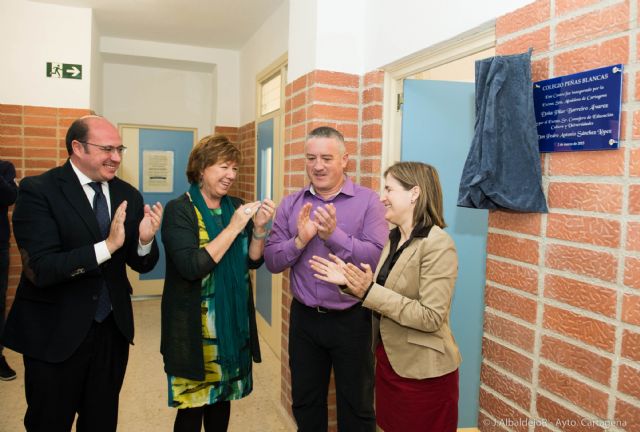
[
  {"xmin": 479, "ymin": 388, "xmax": 529, "ymax": 432},
  {"xmin": 310, "ymin": 70, "xmax": 359, "ymax": 88},
  {"xmin": 540, "ymin": 335, "xmax": 612, "ymax": 385},
  {"xmin": 488, "ymin": 211, "xmax": 541, "ymax": 235},
  {"xmin": 532, "ymin": 57, "xmax": 550, "ymax": 81},
  {"xmin": 0, "ymin": 136, "xmax": 22, "ymax": 146},
  {"xmin": 485, "ymin": 285, "xmax": 537, "ymax": 323},
  {"xmin": 364, "ymin": 70, "xmax": 383, "ymax": 87},
  {"xmin": 620, "ymin": 110, "xmax": 627, "ymax": 140},
  {"xmin": 362, "ymin": 87, "xmax": 382, "ymax": 105},
  {"xmin": 308, "ymin": 105, "xmax": 358, "ymax": 122},
  {"xmin": 556, "ymin": 0, "xmax": 601, "ymax": 15},
  {"xmin": 548, "ymin": 149, "xmax": 625, "ymax": 176},
  {"xmin": 359, "ymin": 159, "xmax": 380, "ymax": 175},
  {"xmin": 496, "ymin": 0, "xmax": 550, "ymax": 37},
  {"xmin": 554, "ymin": 37, "xmax": 629, "ymax": 76},
  {"xmin": 486, "ymin": 259, "xmax": 538, "ymax": 294},
  {"xmin": 23, "ymin": 106, "xmax": 57, "ymax": 116},
  {"xmin": 362, "ymin": 105, "xmax": 382, "ymax": 122},
  {"xmin": 0, "ymin": 114, "xmax": 22, "ymax": 125},
  {"xmin": 337, "ymin": 123, "xmax": 358, "ymax": 140},
  {"xmin": 0, "ymin": 104, "xmax": 22, "ymax": 114},
  {"xmin": 556, "ymin": 1, "xmax": 629, "ymax": 48},
  {"xmin": 57, "ymin": 107, "xmax": 90, "ymax": 117},
  {"xmin": 487, "ymin": 233, "xmax": 539, "ymax": 265},
  {"xmin": 615, "ymin": 399, "xmax": 640, "ymax": 432},
  {"xmin": 544, "ymin": 274, "xmax": 616, "ymax": 317},
  {"xmin": 622, "ymin": 330, "xmax": 640, "ymax": 361},
  {"xmin": 538, "ymin": 365, "xmax": 608, "ymax": 417},
  {"xmin": 631, "ymin": 148, "xmax": 640, "ymax": 176},
  {"xmin": 309, "ymin": 87, "xmax": 358, "ymax": 105},
  {"xmin": 496, "ymin": 27, "xmax": 550, "ymax": 56},
  {"xmin": 543, "ymin": 305, "xmax": 615, "ymax": 351},
  {"xmin": 361, "ymin": 141, "xmax": 381, "ymax": 157},
  {"xmin": 24, "ymin": 115, "xmax": 57, "ymax": 127},
  {"xmin": 630, "ymin": 185, "xmax": 640, "ymax": 214},
  {"xmin": 633, "ymin": 110, "xmax": 640, "ymax": 139},
  {"xmin": 0, "ymin": 125, "xmax": 22, "ymax": 136},
  {"xmin": 547, "ymin": 182, "xmax": 622, "ymax": 213},
  {"xmin": 24, "ymin": 148, "xmax": 58, "ymax": 159},
  {"xmin": 628, "ymin": 222, "xmax": 640, "ymax": 251},
  {"xmin": 626, "ymin": 257, "xmax": 640, "ymax": 289},
  {"xmin": 291, "ymin": 107, "xmax": 306, "ymax": 125},
  {"xmin": 618, "ymin": 364, "xmax": 640, "ymax": 399},
  {"xmin": 24, "ymin": 127, "xmax": 56, "ymax": 138},
  {"xmin": 291, "ymin": 91, "xmax": 307, "ymax": 110},
  {"xmin": 481, "ymin": 363, "xmax": 531, "ymax": 410},
  {"xmin": 482, "ymin": 337, "xmax": 533, "ymax": 380},
  {"xmin": 546, "ymin": 213, "xmax": 620, "ymax": 248},
  {"xmin": 0, "ymin": 147, "xmax": 22, "ymax": 158},
  {"xmin": 361, "ymin": 124, "xmax": 381, "ymax": 140},
  {"xmin": 622, "ymin": 293, "xmax": 640, "ymax": 325},
  {"xmin": 545, "ymin": 244, "xmax": 617, "ymax": 282},
  {"xmin": 292, "ymin": 75, "xmax": 308, "ymax": 94},
  {"xmin": 484, "ymin": 312, "xmax": 535, "ymax": 351},
  {"xmin": 536, "ymin": 395, "xmax": 604, "ymax": 432}
]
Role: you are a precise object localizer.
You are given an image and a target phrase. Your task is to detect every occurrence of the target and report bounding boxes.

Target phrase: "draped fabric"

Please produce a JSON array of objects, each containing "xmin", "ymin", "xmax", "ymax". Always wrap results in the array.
[{"xmin": 457, "ymin": 49, "xmax": 548, "ymax": 213}]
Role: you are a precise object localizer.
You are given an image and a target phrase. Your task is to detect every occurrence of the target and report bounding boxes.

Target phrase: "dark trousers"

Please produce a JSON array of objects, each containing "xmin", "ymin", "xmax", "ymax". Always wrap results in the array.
[
  {"xmin": 23, "ymin": 314, "xmax": 129, "ymax": 432},
  {"xmin": 0, "ymin": 245, "xmax": 8, "ymax": 355},
  {"xmin": 289, "ymin": 299, "xmax": 375, "ymax": 432}
]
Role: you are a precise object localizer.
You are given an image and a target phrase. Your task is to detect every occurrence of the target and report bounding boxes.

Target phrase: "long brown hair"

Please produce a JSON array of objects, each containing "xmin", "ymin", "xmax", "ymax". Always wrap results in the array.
[{"xmin": 384, "ymin": 161, "xmax": 446, "ymax": 228}]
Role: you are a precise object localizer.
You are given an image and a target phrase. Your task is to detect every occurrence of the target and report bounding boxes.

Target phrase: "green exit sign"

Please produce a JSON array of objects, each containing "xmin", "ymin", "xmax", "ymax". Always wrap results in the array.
[{"xmin": 46, "ymin": 62, "xmax": 82, "ymax": 80}]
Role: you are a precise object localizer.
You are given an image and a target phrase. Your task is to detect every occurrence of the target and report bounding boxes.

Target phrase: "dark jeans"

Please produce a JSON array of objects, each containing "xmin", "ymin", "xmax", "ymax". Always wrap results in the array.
[
  {"xmin": 289, "ymin": 299, "xmax": 375, "ymax": 432},
  {"xmin": 0, "ymin": 245, "xmax": 8, "ymax": 355}
]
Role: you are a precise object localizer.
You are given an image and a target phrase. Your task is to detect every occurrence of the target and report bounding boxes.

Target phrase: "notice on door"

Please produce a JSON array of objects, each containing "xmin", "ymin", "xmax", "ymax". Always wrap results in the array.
[
  {"xmin": 533, "ymin": 64, "xmax": 622, "ymax": 152},
  {"xmin": 142, "ymin": 150, "xmax": 174, "ymax": 193}
]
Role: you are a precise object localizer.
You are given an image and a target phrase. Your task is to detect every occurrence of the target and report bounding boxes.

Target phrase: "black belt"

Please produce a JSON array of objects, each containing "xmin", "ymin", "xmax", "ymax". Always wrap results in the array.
[{"xmin": 295, "ymin": 298, "xmax": 360, "ymax": 314}]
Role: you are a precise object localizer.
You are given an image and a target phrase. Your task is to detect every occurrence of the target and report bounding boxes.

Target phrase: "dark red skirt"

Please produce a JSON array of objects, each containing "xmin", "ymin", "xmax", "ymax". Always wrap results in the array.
[{"xmin": 375, "ymin": 343, "xmax": 458, "ymax": 432}]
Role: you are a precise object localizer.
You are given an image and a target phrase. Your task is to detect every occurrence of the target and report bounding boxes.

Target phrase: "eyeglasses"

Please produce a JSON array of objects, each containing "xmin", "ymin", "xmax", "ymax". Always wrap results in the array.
[{"xmin": 78, "ymin": 141, "xmax": 127, "ymax": 155}]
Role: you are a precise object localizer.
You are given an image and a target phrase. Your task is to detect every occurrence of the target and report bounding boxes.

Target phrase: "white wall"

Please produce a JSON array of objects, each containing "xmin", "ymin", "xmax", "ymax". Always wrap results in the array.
[
  {"xmin": 90, "ymin": 14, "xmax": 104, "ymax": 114},
  {"xmin": 101, "ymin": 37, "xmax": 240, "ymax": 126},
  {"xmin": 0, "ymin": 0, "xmax": 92, "ymax": 108},
  {"xmin": 102, "ymin": 61, "xmax": 213, "ymax": 141},
  {"xmin": 287, "ymin": 0, "xmax": 535, "ymax": 81},
  {"xmin": 239, "ymin": 0, "xmax": 289, "ymax": 125},
  {"xmin": 364, "ymin": 0, "xmax": 534, "ymax": 70}
]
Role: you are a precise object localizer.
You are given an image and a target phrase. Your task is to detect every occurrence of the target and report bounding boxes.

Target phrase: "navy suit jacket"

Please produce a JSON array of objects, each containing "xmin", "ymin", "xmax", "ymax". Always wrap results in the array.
[{"xmin": 1, "ymin": 160, "xmax": 159, "ymax": 362}]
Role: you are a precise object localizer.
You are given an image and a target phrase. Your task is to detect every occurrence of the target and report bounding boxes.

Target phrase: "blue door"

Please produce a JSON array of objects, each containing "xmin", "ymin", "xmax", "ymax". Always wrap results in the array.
[
  {"xmin": 138, "ymin": 128, "xmax": 193, "ymax": 280},
  {"xmin": 255, "ymin": 119, "xmax": 274, "ymax": 324},
  {"xmin": 401, "ymin": 79, "xmax": 488, "ymax": 428}
]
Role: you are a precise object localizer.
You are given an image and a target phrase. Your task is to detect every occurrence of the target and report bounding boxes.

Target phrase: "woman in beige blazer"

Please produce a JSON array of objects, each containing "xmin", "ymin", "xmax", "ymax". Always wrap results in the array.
[{"xmin": 310, "ymin": 161, "xmax": 461, "ymax": 431}]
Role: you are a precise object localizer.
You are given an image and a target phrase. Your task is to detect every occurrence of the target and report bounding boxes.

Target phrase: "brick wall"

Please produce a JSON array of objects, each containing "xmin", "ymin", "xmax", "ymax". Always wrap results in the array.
[
  {"xmin": 0, "ymin": 104, "xmax": 91, "ymax": 309},
  {"xmin": 214, "ymin": 124, "xmax": 257, "ymax": 203},
  {"xmin": 480, "ymin": 1, "xmax": 640, "ymax": 431},
  {"xmin": 280, "ymin": 69, "xmax": 384, "ymax": 430}
]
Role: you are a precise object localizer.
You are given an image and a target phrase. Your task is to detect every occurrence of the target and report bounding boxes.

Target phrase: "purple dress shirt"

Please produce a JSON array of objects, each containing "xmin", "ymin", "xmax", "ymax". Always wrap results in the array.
[{"xmin": 264, "ymin": 176, "xmax": 388, "ymax": 309}]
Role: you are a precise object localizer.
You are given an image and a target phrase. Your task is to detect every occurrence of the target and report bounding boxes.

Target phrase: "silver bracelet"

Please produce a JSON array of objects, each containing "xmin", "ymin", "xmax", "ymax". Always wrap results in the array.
[{"xmin": 252, "ymin": 229, "xmax": 269, "ymax": 240}]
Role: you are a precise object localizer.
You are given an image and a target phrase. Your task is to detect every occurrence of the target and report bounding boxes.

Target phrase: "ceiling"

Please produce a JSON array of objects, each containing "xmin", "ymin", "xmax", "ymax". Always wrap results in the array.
[{"xmin": 32, "ymin": 0, "xmax": 286, "ymax": 49}]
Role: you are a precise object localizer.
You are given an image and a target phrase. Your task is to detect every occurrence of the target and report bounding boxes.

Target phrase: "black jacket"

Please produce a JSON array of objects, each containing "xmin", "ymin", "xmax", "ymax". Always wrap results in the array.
[
  {"xmin": 160, "ymin": 193, "xmax": 262, "ymax": 381},
  {"xmin": 2, "ymin": 161, "xmax": 159, "ymax": 362}
]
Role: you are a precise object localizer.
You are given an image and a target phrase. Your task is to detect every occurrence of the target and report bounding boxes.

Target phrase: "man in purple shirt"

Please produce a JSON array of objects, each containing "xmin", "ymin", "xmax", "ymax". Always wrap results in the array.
[{"xmin": 264, "ymin": 126, "xmax": 388, "ymax": 431}]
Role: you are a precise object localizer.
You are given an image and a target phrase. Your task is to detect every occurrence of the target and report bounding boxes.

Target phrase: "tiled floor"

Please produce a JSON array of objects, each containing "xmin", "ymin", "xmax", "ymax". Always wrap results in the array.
[{"xmin": 0, "ymin": 298, "xmax": 295, "ymax": 432}]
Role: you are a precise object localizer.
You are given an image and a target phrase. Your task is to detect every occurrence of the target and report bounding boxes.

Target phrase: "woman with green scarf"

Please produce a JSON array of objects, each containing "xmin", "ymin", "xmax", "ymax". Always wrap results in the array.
[{"xmin": 160, "ymin": 134, "xmax": 275, "ymax": 432}]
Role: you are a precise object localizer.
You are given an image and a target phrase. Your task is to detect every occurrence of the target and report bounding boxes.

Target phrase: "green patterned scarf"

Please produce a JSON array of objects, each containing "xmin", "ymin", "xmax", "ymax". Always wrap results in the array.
[{"xmin": 189, "ymin": 183, "xmax": 250, "ymax": 376}]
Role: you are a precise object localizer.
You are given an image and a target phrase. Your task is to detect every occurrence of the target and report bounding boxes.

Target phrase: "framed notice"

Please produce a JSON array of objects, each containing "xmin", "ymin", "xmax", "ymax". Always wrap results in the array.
[
  {"xmin": 142, "ymin": 150, "xmax": 174, "ymax": 193},
  {"xmin": 533, "ymin": 64, "xmax": 623, "ymax": 152}
]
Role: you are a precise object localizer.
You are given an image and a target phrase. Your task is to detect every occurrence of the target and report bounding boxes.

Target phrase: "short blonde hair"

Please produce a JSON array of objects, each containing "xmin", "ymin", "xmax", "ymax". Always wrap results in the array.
[{"xmin": 186, "ymin": 134, "xmax": 240, "ymax": 183}]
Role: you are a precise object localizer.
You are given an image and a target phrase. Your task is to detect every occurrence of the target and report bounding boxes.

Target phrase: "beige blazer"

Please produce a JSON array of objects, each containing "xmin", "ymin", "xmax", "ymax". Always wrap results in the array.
[{"xmin": 362, "ymin": 225, "xmax": 461, "ymax": 379}]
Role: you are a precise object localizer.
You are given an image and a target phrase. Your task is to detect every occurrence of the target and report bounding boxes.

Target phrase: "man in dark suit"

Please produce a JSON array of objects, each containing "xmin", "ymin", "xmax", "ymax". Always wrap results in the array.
[{"xmin": 1, "ymin": 115, "xmax": 163, "ymax": 432}]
